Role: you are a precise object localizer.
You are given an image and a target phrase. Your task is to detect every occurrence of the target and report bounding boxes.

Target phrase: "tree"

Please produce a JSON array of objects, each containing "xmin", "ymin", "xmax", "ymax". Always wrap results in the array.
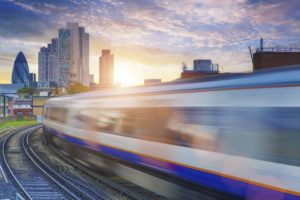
[
  {"xmin": 17, "ymin": 87, "xmax": 35, "ymax": 95},
  {"xmin": 66, "ymin": 82, "xmax": 90, "ymax": 94}
]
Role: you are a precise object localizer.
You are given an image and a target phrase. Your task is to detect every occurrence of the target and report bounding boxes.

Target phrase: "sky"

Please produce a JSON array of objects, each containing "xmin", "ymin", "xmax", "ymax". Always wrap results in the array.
[{"xmin": 0, "ymin": 0, "xmax": 300, "ymax": 86}]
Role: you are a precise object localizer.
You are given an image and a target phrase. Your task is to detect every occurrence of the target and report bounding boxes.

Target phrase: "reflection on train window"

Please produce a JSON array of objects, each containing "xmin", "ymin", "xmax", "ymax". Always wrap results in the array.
[
  {"xmin": 120, "ymin": 110, "xmax": 136, "ymax": 135},
  {"xmin": 45, "ymin": 107, "xmax": 68, "ymax": 123},
  {"xmin": 64, "ymin": 107, "xmax": 300, "ymax": 167}
]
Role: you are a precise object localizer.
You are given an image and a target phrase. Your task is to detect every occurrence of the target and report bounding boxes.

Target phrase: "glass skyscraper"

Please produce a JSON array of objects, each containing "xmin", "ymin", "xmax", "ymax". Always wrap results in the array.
[
  {"xmin": 38, "ymin": 47, "xmax": 48, "ymax": 87},
  {"xmin": 58, "ymin": 29, "xmax": 71, "ymax": 87},
  {"xmin": 38, "ymin": 22, "xmax": 89, "ymax": 88},
  {"xmin": 12, "ymin": 51, "xmax": 30, "ymax": 87},
  {"xmin": 38, "ymin": 38, "xmax": 59, "ymax": 87}
]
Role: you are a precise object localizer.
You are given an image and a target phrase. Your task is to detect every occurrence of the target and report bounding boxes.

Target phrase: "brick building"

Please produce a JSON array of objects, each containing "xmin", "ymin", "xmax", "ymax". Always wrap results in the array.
[{"xmin": 13, "ymin": 99, "xmax": 32, "ymax": 116}]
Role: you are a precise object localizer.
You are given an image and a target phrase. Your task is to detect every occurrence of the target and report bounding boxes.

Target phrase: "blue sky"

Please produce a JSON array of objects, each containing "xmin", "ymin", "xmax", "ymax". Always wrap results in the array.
[{"xmin": 0, "ymin": 0, "xmax": 300, "ymax": 86}]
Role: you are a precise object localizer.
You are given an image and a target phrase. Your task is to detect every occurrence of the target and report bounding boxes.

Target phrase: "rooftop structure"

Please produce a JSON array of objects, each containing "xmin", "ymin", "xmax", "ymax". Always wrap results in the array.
[
  {"xmin": 181, "ymin": 59, "xmax": 219, "ymax": 79},
  {"xmin": 252, "ymin": 39, "xmax": 300, "ymax": 70}
]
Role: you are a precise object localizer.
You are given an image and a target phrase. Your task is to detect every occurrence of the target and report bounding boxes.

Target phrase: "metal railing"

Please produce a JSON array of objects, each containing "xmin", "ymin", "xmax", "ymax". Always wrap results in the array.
[{"xmin": 256, "ymin": 47, "xmax": 300, "ymax": 53}]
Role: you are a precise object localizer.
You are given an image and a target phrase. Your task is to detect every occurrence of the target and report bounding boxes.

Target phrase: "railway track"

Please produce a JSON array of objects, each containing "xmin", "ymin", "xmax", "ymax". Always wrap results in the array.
[
  {"xmin": 34, "ymin": 127, "xmax": 163, "ymax": 200},
  {"xmin": 1, "ymin": 125, "xmax": 96, "ymax": 200}
]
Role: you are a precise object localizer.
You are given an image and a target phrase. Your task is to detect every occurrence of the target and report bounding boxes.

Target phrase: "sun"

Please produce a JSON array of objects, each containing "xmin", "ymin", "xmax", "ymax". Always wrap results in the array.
[{"xmin": 114, "ymin": 60, "xmax": 145, "ymax": 87}]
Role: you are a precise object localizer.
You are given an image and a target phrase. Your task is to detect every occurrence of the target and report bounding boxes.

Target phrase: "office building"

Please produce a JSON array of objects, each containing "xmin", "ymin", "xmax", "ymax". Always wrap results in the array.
[
  {"xmin": 29, "ymin": 73, "xmax": 37, "ymax": 88},
  {"xmin": 60, "ymin": 23, "xmax": 89, "ymax": 87},
  {"xmin": 38, "ymin": 38, "xmax": 59, "ymax": 87},
  {"xmin": 12, "ymin": 52, "xmax": 30, "ymax": 87},
  {"xmin": 38, "ymin": 47, "xmax": 48, "ymax": 87},
  {"xmin": 58, "ymin": 29, "xmax": 72, "ymax": 87},
  {"xmin": 78, "ymin": 27, "xmax": 89, "ymax": 86},
  {"xmin": 38, "ymin": 22, "xmax": 89, "ymax": 88},
  {"xmin": 48, "ymin": 38, "xmax": 58, "ymax": 87},
  {"xmin": 99, "ymin": 49, "xmax": 114, "ymax": 88}
]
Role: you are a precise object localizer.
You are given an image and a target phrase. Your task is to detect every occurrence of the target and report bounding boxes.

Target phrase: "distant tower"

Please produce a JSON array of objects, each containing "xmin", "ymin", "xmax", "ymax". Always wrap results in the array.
[
  {"xmin": 12, "ymin": 51, "xmax": 30, "ymax": 87},
  {"xmin": 99, "ymin": 50, "xmax": 114, "ymax": 88},
  {"xmin": 182, "ymin": 62, "xmax": 187, "ymax": 72}
]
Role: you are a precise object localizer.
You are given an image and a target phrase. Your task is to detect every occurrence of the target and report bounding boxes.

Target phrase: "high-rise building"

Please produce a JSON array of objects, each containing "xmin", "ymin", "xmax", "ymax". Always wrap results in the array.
[
  {"xmin": 99, "ymin": 49, "xmax": 114, "ymax": 88},
  {"xmin": 48, "ymin": 38, "xmax": 58, "ymax": 87},
  {"xmin": 38, "ymin": 38, "xmax": 59, "ymax": 87},
  {"xmin": 12, "ymin": 51, "xmax": 30, "ymax": 87},
  {"xmin": 79, "ymin": 27, "xmax": 89, "ymax": 86},
  {"xmin": 39, "ymin": 22, "xmax": 89, "ymax": 88},
  {"xmin": 38, "ymin": 47, "xmax": 48, "ymax": 87},
  {"xmin": 57, "ymin": 23, "xmax": 89, "ymax": 87},
  {"xmin": 29, "ymin": 73, "xmax": 37, "ymax": 88},
  {"xmin": 66, "ymin": 23, "xmax": 80, "ymax": 85},
  {"xmin": 58, "ymin": 29, "xmax": 71, "ymax": 87}
]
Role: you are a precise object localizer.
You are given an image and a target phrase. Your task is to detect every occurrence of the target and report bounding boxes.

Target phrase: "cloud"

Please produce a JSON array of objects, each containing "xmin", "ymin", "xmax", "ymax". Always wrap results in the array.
[
  {"xmin": 0, "ymin": 1, "xmax": 57, "ymax": 40},
  {"xmin": 1, "ymin": 0, "xmax": 300, "ymax": 85}
]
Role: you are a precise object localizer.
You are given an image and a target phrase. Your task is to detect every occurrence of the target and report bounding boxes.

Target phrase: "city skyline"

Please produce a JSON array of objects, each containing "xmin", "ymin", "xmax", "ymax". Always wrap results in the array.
[{"xmin": 1, "ymin": 0, "xmax": 300, "ymax": 86}]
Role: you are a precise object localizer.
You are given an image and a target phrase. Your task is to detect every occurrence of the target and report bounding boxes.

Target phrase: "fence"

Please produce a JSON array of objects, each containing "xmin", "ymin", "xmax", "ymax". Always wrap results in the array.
[{"xmin": 256, "ymin": 47, "xmax": 300, "ymax": 53}]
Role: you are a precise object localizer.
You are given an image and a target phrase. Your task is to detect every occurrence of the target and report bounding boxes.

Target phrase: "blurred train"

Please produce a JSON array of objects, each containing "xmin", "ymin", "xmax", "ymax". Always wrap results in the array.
[{"xmin": 43, "ymin": 65, "xmax": 300, "ymax": 199}]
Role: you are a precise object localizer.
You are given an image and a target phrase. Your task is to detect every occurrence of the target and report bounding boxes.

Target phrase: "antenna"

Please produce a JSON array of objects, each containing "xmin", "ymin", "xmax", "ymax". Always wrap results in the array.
[
  {"xmin": 182, "ymin": 62, "xmax": 187, "ymax": 71},
  {"xmin": 249, "ymin": 46, "xmax": 253, "ymax": 62},
  {"xmin": 260, "ymin": 38, "xmax": 263, "ymax": 51}
]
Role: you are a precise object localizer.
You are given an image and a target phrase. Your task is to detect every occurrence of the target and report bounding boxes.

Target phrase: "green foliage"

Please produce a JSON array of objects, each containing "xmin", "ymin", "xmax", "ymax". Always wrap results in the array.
[
  {"xmin": 66, "ymin": 82, "xmax": 90, "ymax": 94},
  {"xmin": 54, "ymin": 88, "xmax": 58, "ymax": 95},
  {"xmin": 0, "ymin": 121, "xmax": 38, "ymax": 130},
  {"xmin": 17, "ymin": 87, "xmax": 35, "ymax": 95}
]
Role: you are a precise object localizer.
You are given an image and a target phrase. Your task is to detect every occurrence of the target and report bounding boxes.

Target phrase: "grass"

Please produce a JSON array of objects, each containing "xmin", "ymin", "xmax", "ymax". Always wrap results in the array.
[{"xmin": 0, "ymin": 121, "xmax": 39, "ymax": 130}]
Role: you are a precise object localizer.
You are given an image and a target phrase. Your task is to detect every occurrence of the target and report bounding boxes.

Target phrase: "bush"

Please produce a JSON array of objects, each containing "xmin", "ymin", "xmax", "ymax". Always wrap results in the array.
[
  {"xmin": 17, "ymin": 87, "xmax": 35, "ymax": 95},
  {"xmin": 66, "ymin": 82, "xmax": 90, "ymax": 94}
]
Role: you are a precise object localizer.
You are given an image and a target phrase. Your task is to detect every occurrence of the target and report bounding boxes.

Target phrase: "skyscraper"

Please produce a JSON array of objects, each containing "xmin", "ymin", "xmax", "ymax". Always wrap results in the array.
[
  {"xmin": 29, "ymin": 73, "xmax": 37, "ymax": 88},
  {"xmin": 79, "ymin": 27, "xmax": 89, "ymax": 86},
  {"xmin": 48, "ymin": 38, "xmax": 58, "ymax": 87},
  {"xmin": 99, "ymin": 49, "xmax": 114, "ymax": 88},
  {"xmin": 39, "ymin": 22, "xmax": 89, "ymax": 88},
  {"xmin": 58, "ymin": 29, "xmax": 71, "ymax": 87},
  {"xmin": 58, "ymin": 23, "xmax": 89, "ymax": 87},
  {"xmin": 38, "ymin": 47, "xmax": 48, "ymax": 87},
  {"xmin": 12, "ymin": 51, "xmax": 30, "ymax": 87},
  {"xmin": 38, "ymin": 38, "xmax": 59, "ymax": 87}
]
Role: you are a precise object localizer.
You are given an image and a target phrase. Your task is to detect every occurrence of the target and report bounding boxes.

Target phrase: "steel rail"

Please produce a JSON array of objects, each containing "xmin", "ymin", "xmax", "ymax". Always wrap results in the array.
[
  {"xmin": 1, "ymin": 125, "xmax": 40, "ymax": 200},
  {"xmin": 22, "ymin": 127, "xmax": 81, "ymax": 200},
  {"xmin": 24, "ymin": 128, "xmax": 100, "ymax": 200}
]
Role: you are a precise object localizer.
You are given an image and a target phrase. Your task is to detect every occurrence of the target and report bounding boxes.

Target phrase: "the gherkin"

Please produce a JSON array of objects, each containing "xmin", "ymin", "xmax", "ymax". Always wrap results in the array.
[{"xmin": 11, "ymin": 51, "xmax": 30, "ymax": 87}]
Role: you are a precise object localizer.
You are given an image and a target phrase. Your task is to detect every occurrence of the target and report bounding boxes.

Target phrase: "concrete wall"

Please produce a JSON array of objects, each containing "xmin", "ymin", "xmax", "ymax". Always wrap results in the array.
[
  {"xmin": 32, "ymin": 97, "xmax": 49, "ymax": 116},
  {"xmin": 253, "ymin": 52, "xmax": 300, "ymax": 70}
]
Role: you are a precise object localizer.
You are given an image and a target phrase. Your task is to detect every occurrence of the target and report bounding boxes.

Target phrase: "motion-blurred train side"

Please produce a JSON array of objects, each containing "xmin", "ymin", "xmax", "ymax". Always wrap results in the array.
[{"xmin": 43, "ymin": 65, "xmax": 300, "ymax": 199}]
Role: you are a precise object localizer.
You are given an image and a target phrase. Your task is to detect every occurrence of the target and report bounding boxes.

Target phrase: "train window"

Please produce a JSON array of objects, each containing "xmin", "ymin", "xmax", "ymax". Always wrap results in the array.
[
  {"xmin": 119, "ymin": 110, "xmax": 137, "ymax": 135},
  {"xmin": 74, "ymin": 107, "xmax": 300, "ymax": 167},
  {"xmin": 135, "ymin": 108, "xmax": 174, "ymax": 144},
  {"xmin": 165, "ymin": 109, "xmax": 220, "ymax": 150},
  {"xmin": 47, "ymin": 107, "xmax": 68, "ymax": 123},
  {"xmin": 43, "ymin": 107, "xmax": 48, "ymax": 119},
  {"xmin": 80, "ymin": 109, "xmax": 119, "ymax": 133}
]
